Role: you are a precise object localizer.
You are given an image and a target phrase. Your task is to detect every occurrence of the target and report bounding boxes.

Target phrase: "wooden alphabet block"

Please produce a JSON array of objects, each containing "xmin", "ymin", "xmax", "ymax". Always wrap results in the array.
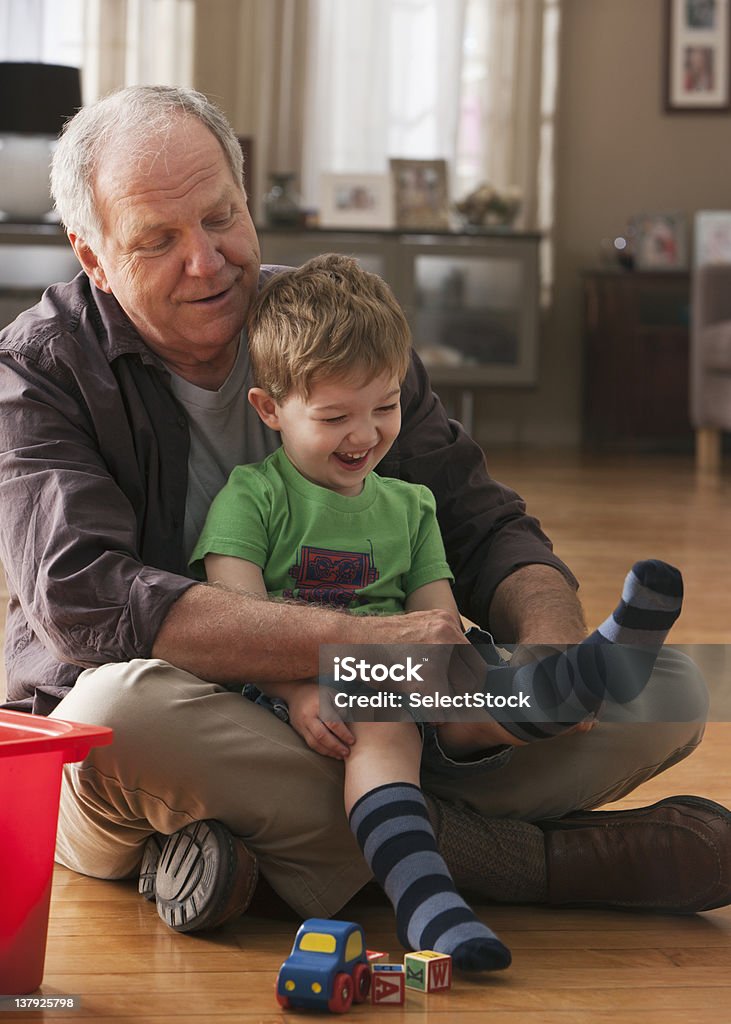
[
  {"xmin": 404, "ymin": 950, "xmax": 452, "ymax": 993},
  {"xmin": 370, "ymin": 963, "xmax": 405, "ymax": 1004}
]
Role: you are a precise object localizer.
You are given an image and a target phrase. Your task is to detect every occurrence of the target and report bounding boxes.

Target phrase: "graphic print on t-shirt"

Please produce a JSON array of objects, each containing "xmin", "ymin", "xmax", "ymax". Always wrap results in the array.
[{"xmin": 285, "ymin": 544, "xmax": 379, "ymax": 608}]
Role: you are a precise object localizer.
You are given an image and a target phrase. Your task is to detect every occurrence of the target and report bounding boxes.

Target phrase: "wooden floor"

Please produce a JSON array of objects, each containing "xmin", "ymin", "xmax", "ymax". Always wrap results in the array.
[{"xmin": 5, "ymin": 450, "xmax": 731, "ymax": 1023}]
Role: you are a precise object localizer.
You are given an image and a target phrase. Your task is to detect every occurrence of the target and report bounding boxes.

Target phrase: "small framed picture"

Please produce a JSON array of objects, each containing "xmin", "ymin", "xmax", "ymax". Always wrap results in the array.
[
  {"xmin": 664, "ymin": 0, "xmax": 731, "ymax": 111},
  {"xmin": 695, "ymin": 209, "xmax": 731, "ymax": 263},
  {"xmin": 319, "ymin": 173, "xmax": 393, "ymax": 229},
  {"xmin": 632, "ymin": 212, "xmax": 689, "ymax": 269},
  {"xmin": 389, "ymin": 158, "xmax": 450, "ymax": 230}
]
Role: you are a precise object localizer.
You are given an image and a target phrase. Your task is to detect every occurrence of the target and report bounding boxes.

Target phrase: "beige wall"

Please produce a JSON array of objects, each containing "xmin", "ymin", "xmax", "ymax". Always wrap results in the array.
[{"xmin": 194, "ymin": 0, "xmax": 731, "ymax": 449}]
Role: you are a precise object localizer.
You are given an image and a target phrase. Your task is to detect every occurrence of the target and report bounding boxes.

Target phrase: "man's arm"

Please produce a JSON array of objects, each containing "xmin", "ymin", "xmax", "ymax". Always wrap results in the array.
[
  {"xmin": 488, "ymin": 565, "xmax": 587, "ymax": 646},
  {"xmin": 152, "ymin": 584, "xmax": 462, "ymax": 684}
]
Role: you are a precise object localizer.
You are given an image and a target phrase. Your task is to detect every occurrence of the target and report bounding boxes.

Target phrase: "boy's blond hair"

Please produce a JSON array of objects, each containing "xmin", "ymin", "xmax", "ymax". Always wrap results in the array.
[{"xmin": 247, "ymin": 253, "xmax": 412, "ymax": 401}]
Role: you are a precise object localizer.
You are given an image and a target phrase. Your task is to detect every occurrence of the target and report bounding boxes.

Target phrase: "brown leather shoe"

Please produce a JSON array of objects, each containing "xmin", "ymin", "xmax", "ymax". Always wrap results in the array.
[
  {"xmin": 138, "ymin": 819, "xmax": 258, "ymax": 932},
  {"xmin": 538, "ymin": 796, "xmax": 731, "ymax": 913}
]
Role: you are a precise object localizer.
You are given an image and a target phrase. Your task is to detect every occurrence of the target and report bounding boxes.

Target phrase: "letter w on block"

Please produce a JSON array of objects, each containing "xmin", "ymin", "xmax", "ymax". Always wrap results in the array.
[{"xmin": 404, "ymin": 951, "xmax": 452, "ymax": 993}]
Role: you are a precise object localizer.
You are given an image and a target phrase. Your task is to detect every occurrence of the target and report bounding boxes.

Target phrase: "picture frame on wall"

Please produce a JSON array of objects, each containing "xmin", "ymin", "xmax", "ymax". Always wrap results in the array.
[
  {"xmin": 319, "ymin": 173, "xmax": 393, "ymax": 229},
  {"xmin": 631, "ymin": 211, "xmax": 689, "ymax": 269},
  {"xmin": 389, "ymin": 158, "xmax": 450, "ymax": 230},
  {"xmin": 694, "ymin": 209, "xmax": 731, "ymax": 263},
  {"xmin": 664, "ymin": 0, "xmax": 731, "ymax": 111}
]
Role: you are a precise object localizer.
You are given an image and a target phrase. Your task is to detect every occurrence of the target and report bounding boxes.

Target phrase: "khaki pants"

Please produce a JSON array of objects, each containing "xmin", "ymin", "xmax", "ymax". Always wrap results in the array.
[{"xmin": 51, "ymin": 649, "xmax": 708, "ymax": 917}]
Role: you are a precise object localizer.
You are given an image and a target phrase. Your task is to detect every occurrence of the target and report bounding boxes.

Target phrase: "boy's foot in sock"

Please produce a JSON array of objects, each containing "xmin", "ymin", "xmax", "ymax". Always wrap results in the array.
[
  {"xmin": 468, "ymin": 558, "xmax": 683, "ymax": 742},
  {"xmin": 590, "ymin": 558, "xmax": 684, "ymax": 648},
  {"xmin": 349, "ymin": 782, "xmax": 511, "ymax": 972}
]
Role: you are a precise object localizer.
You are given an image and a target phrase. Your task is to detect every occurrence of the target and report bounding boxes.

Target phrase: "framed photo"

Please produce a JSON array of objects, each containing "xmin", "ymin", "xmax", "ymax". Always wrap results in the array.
[
  {"xmin": 631, "ymin": 212, "xmax": 689, "ymax": 269},
  {"xmin": 318, "ymin": 173, "xmax": 393, "ymax": 229},
  {"xmin": 665, "ymin": 0, "xmax": 731, "ymax": 111},
  {"xmin": 695, "ymin": 209, "xmax": 731, "ymax": 263},
  {"xmin": 389, "ymin": 158, "xmax": 450, "ymax": 230}
]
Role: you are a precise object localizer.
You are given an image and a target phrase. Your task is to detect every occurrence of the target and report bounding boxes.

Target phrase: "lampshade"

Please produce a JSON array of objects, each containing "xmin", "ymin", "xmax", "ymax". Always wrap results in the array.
[
  {"xmin": 0, "ymin": 63, "xmax": 82, "ymax": 222},
  {"xmin": 0, "ymin": 62, "xmax": 82, "ymax": 135}
]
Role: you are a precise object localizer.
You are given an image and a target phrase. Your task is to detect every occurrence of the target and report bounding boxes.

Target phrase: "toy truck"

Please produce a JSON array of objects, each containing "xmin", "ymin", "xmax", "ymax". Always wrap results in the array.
[{"xmin": 276, "ymin": 918, "xmax": 371, "ymax": 1013}]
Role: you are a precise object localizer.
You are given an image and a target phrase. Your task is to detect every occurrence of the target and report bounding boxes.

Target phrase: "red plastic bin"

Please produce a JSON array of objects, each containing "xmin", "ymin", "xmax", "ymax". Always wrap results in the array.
[{"xmin": 0, "ymin": 710, "xmax": 113, "ymax": 994}]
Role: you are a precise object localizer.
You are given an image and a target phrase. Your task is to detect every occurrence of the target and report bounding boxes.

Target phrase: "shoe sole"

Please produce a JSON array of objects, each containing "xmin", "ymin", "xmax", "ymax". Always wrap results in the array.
[
  {"xmin": 141, "ymin": 820, "xmax": 258, "ymax": 932},
  {"xmin": 138, "ymin": 833, "xmax": 164, "ymax": 903}
]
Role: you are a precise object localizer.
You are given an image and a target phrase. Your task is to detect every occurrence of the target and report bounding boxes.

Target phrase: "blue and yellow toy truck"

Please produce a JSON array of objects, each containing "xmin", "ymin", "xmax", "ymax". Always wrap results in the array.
[{"xmin": 275, "ymin": 918, "xmax": 371, "ymax": 1013}]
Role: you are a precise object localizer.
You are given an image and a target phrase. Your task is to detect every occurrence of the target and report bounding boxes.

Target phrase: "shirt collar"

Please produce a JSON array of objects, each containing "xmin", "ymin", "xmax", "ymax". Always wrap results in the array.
[{"xmin": 89, "ymin": 279, "xmax": 166, "ymax": 368}]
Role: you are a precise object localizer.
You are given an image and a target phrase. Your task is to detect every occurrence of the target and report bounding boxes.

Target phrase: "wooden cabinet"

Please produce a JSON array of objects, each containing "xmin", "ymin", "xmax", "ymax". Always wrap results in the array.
[{"xmin": 582, "ymin": 270, "xmax": 693, "ymax": 451}]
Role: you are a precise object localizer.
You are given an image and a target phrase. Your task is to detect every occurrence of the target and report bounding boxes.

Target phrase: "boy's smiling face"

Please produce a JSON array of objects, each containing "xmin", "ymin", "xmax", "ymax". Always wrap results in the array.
[{"xmin": 249, "ymin": 371, "xmax": 401, "ymax": 497}]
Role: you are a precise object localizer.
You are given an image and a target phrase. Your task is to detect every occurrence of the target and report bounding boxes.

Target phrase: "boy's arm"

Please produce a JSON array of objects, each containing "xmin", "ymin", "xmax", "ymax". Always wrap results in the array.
[
  {"xmin": 403, "ymin": 483, "xmax": 464, "ymax": 628},
  {"xmin": 204, "ymin": 553, "xmax": 268, "ymax": 596},
  {"xmin": 405, "ymin": 579, "xmax": 462, "ymax": 627}
]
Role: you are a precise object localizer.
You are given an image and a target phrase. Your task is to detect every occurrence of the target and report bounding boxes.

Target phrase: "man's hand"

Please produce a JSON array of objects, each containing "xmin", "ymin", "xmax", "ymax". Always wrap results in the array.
[
  {"xmin": 355, "ymin": 608, "xmax": 467, "ymax": 647},
  {"xmin": 286, "ymin": 681, "xmax": 356, "ymax": 760}
]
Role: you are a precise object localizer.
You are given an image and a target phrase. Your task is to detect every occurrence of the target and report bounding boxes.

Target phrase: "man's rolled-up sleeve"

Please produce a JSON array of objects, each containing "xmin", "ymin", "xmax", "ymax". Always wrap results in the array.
[
  {"xmin": 0, "ymin": 350, "xmax": 194, "ymax": 670},
  {"xmin": 395, "ymin": 352, "xmax": 577, "ymax": 628}
]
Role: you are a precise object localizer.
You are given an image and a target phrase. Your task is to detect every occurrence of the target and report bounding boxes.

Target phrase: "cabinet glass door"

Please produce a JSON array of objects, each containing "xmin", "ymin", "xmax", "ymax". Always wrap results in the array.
[{"xmin": 409, "ymin": 251, "xmax": 536, "ymax": 385}]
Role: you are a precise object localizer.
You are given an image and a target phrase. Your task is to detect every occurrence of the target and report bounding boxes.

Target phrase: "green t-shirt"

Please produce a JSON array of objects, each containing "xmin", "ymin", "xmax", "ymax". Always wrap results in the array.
[{"xmin": 190, "ymin": 447, "xmax": 453, "ymax": 615}]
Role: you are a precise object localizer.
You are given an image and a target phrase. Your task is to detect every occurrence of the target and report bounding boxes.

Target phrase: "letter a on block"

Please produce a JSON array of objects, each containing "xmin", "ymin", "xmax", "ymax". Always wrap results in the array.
[{"xmin": 371, "ymin": 964, "xmax": 405, "ymax": 1005}]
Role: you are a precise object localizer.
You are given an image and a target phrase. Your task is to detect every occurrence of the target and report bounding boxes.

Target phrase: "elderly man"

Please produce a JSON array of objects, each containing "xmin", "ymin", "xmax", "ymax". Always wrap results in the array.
[{"xmin": 0, "ymin": 86, "xmax": 728, "ymax": 937}]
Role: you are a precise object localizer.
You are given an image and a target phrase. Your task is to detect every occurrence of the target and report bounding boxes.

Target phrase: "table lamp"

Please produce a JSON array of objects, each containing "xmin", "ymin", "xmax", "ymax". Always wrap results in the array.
[{"xmin": 0, "ymin": 62, "xmax": 82, "ymax": 222}]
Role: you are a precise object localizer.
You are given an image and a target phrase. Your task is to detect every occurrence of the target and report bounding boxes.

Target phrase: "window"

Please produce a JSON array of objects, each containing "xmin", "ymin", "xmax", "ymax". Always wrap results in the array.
[
  {"xmin": 0, "ymin": 0, "xmax": 84, "ymax": 65},
  {"xmin": 302, "ymin": 0, "xmax": 466, "ymax": 208},
  {"xmin": 298, "ymin": 931, "xmax": 337, "ymax": 954},
  {"xmin": 0, "ymin": 0, "xmax": 193, "ymax": 103},
  {"xmin": 344, "ymin": 931, "xmax": 364, "ymax": 963}
]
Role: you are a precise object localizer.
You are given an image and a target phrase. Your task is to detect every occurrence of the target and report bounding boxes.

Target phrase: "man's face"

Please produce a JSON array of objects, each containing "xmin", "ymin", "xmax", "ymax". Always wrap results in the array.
[
  {"xmin": 71, "ymin": 116, "xmax": 261, "ymax": 387},
  {"xmin": 250, "ymin": 371, "xmax": 402, "ymax": 498}
]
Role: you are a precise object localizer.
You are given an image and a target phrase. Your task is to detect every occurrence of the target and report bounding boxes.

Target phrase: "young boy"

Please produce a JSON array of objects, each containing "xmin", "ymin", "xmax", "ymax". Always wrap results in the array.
[{"xmin": 190, "ymin": 254, "xmax": 682, "ymax": 972}]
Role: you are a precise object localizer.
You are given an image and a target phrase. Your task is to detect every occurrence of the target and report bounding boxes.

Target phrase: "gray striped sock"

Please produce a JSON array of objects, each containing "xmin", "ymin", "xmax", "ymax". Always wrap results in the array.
[
  {"xmin": 469, "ymin": 559, "xmax": 683, "ymax": 741},
  {"xmin": 349, "ymin": 782, "xmax": 511, "ymax": 972}
]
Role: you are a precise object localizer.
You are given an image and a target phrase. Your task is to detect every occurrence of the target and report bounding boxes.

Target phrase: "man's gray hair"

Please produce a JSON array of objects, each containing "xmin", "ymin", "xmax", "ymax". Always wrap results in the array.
[{"xmin": 51, "ymin": 85, "xmax": 244, "ymax": 251}]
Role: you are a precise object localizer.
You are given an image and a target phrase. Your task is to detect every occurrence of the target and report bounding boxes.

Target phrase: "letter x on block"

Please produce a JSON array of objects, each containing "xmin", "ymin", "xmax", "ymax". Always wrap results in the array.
[{"xmin": 404, "ymin": 951, "xmax": 452, "ymax": 993}]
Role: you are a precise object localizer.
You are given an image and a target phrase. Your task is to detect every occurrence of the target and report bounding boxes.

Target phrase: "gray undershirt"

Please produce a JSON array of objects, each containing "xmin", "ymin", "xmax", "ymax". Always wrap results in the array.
[{"xmin": 168, "ymin": 333, "xmax": 279, "ymax": 564}]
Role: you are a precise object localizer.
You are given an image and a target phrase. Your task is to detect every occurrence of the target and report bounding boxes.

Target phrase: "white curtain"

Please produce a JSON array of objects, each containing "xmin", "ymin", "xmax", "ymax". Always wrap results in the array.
[
  {"xmin": 301, "ymin": 0, "xmax": 560, "ymax": 236},
  {"xmin": 302, "ymin": 0, "xmax": 467, "ymax": 209},
  {"xmin": 0, "ymin": 0, "xmax": 194, "ymax": 102},
  {"xmin": 83, "ymin": 0, "xmax": 195, "ymax": 100},
  {"xmin": 0, "ymin": 0, "xmax": 85, "ymax": 65}
]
